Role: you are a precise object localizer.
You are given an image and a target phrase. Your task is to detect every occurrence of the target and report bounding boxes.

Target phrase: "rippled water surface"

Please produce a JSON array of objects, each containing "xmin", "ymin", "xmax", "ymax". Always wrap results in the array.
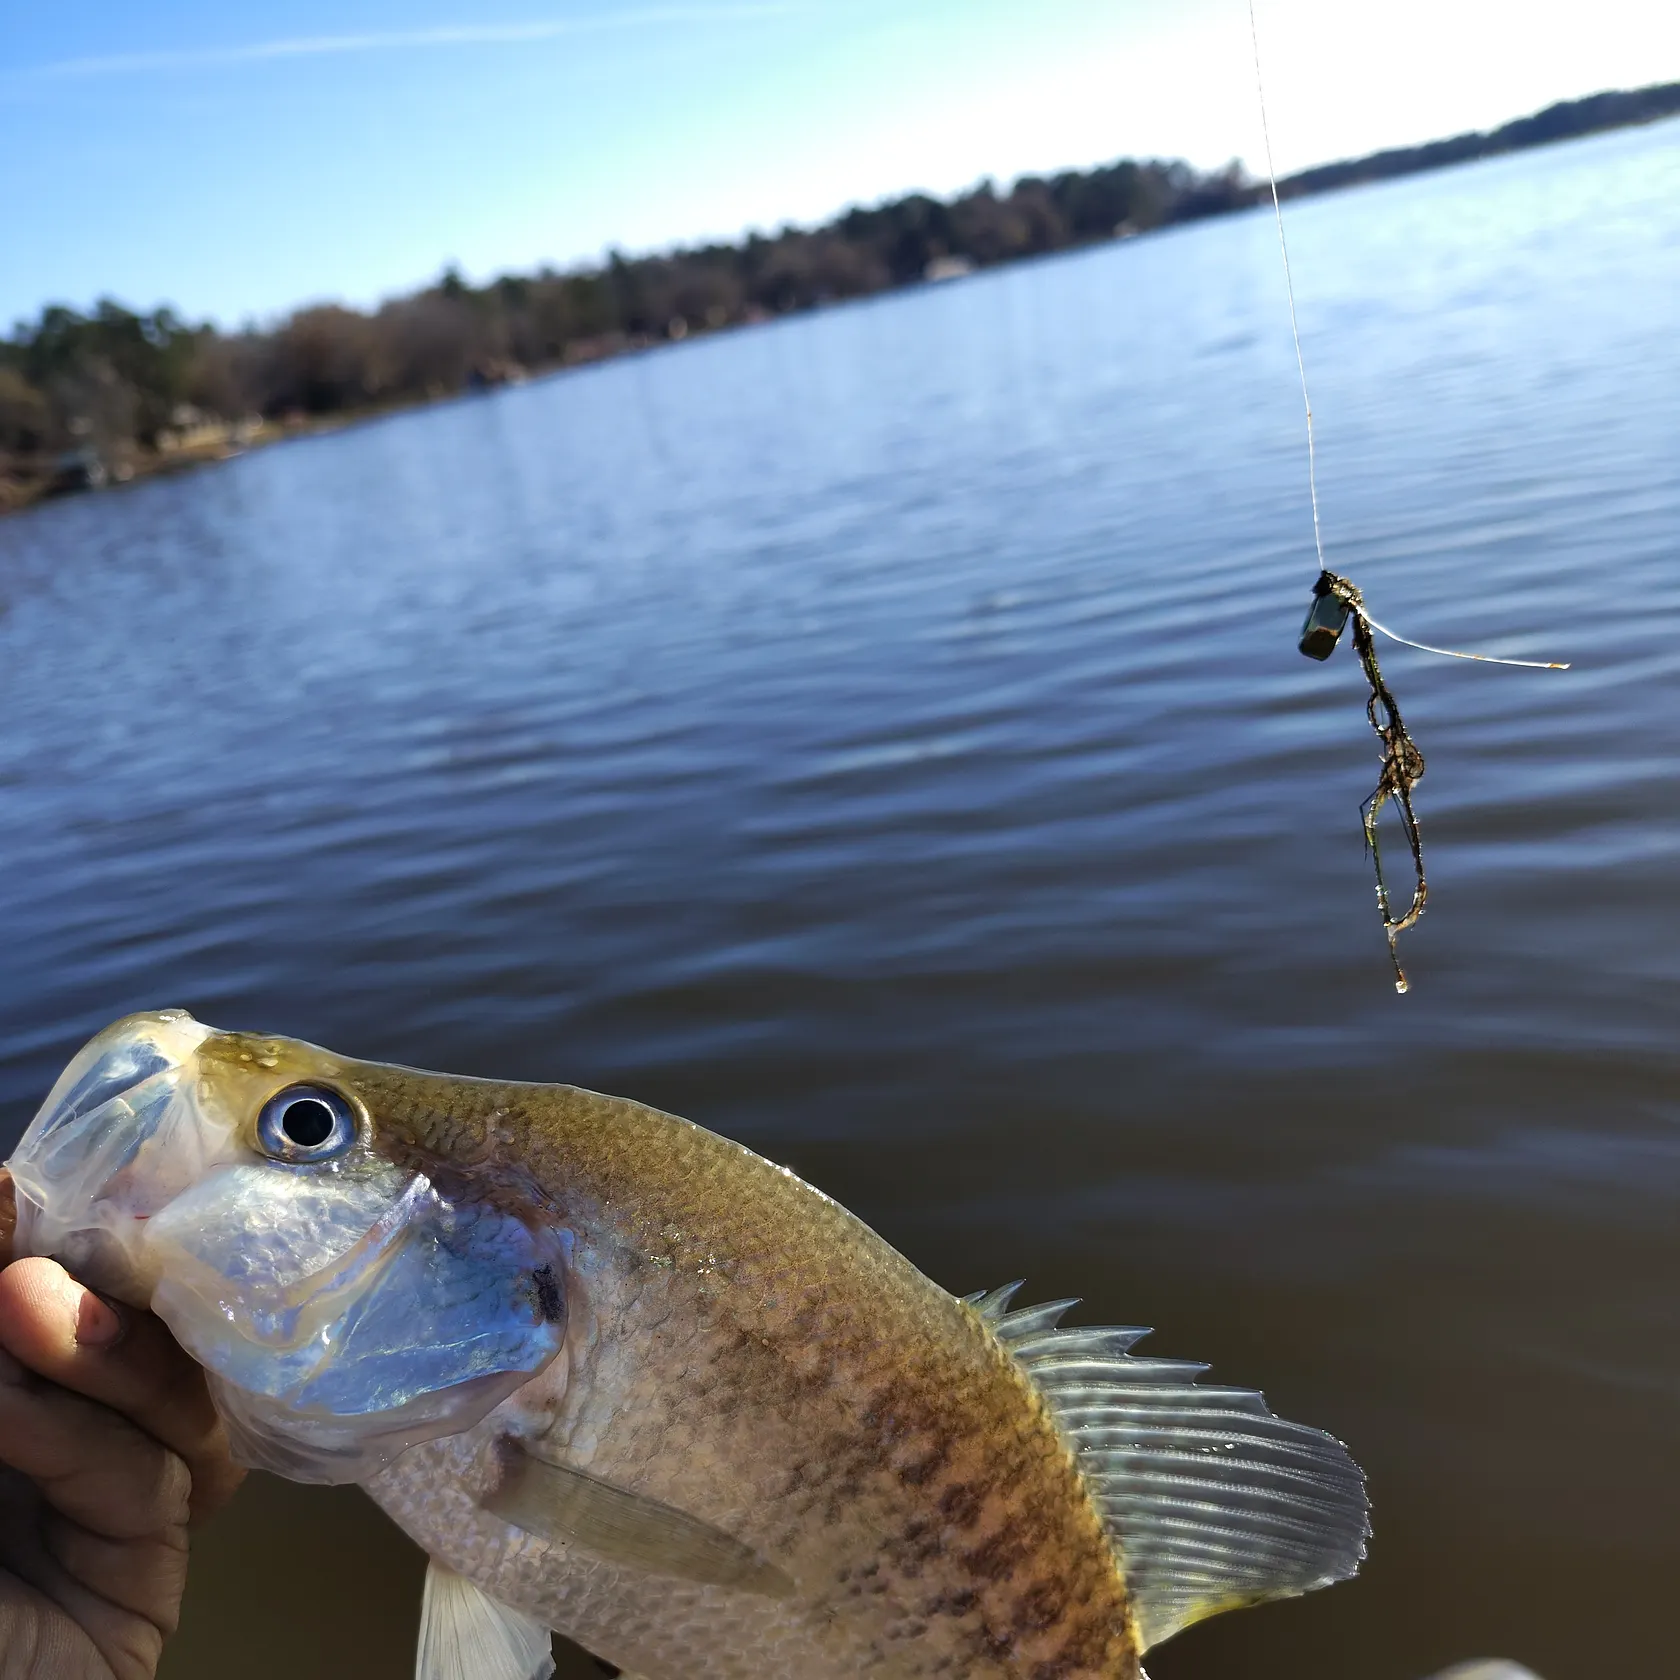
[{"xmin": 4, "ymin": 121, "xmax": 1679, "ymax": 1680}]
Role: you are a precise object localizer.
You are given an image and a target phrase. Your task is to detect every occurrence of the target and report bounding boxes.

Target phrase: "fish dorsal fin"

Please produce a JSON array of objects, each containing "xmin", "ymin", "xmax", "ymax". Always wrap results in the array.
[
  {"xmin": 962, "ymin": 1280, "xmax": 1025, "ymax": 1323},
  {"xmin": 972, "ymin": 1287, "xmax": 1369, "ymax": 1652},
  {"xmin": 483, "ymin": 1443, "xmax": 794, "ymax": 1598},
  {"xmin": 416, "ymin": 1561, "xmax": 554, "ymax": 1680}
]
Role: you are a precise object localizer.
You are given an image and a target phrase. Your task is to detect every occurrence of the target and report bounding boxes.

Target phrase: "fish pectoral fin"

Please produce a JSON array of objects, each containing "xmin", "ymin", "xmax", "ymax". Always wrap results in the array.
[
  {"xmin": 417, "ymin": 1561, "xmax": 554, "ymax": 1680},
  {"xmin": 482, "ymin": 1444, "xmax": 794, "ymax": 1598}
]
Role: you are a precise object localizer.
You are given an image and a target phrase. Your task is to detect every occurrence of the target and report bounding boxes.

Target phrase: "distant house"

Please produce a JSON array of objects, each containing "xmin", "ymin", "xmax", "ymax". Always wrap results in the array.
[{"xmin": 924, "ymin": 254, "xmax": 975, "ymax": 282}]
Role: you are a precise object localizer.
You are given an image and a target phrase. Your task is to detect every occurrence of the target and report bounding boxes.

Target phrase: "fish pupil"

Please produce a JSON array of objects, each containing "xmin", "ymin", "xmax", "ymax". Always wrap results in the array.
[{"xmin": 281, "ymin": 1098, "xmax": 334, "ymax": 1148}]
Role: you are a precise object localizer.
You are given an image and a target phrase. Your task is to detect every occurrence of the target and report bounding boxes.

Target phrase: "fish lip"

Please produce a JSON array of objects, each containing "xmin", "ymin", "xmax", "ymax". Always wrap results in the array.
[
  {"xmin": 5, "ymin": 1009, "xmax": 216, "ymax": 1297},
  {"xmin": 22, "ymin": 1009, "xmax": 205, "ymax": 1140}
]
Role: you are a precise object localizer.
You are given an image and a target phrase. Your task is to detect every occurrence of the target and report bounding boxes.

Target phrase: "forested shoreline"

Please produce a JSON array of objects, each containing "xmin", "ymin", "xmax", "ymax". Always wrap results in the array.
[{"xmin": 4, "ymin": 78, "xmax": 1677, "ymax": 511}]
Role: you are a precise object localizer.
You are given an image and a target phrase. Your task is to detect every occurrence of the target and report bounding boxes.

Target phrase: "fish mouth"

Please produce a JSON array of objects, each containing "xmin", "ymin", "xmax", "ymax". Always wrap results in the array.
[
  {"xmin": 6, "ymin": 1009, "xmax": 217, "ymax": 1302},
  {"xmin": 9, "ymin": 1011, "xmax": 572, "ymax": 1483}
]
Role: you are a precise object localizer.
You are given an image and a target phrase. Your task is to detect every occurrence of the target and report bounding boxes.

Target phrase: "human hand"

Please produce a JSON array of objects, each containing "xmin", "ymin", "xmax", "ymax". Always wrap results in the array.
[{"xmin": 0, "ymin": 1168, "xmax": 244, "ymax": 1680}]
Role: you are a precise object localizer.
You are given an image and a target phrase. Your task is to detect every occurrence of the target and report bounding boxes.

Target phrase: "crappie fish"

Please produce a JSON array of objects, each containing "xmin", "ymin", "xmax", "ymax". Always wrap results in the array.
[{"xmin": 5, "ymin": 1010, "xmax": 1367, "ymax": 1680}]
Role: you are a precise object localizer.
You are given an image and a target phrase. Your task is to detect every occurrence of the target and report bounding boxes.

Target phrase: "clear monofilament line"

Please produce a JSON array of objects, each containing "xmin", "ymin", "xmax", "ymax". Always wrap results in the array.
[
  {"xmin": 1248, "ymin": 0, "xmax": 1325, "ymax": 577},
  {"xmin": 1360, "ymin": 612, "xmax": 1570, "ymax": 670},
  {"xmin": 1248, "ymin": 2, "xmax": 1570, "ymax": 675}
]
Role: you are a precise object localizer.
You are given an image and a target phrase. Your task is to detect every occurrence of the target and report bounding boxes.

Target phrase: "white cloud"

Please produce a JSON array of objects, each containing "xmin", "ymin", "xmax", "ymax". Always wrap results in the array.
[{"xmin": 24, "ymin": 4, "xmax": 806, "ymax": 80}]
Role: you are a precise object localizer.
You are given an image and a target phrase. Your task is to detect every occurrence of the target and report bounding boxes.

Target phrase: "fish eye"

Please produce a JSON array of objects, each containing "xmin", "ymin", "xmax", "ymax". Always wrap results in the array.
[{"xmin": 257, "ymin": 1085, "xmax": 358, "ymax": 1163}]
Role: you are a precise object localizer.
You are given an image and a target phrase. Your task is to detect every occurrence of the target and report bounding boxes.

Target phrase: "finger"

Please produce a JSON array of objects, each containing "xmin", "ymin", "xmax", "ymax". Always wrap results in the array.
[
  {"xmin": 23, "ymin": 1564, "xmax": 171, "ymax": 1680},
  {"xmin": 0, "ymin": 1511, "xmax": 172, "ymax": 1680},
  {"xmin": 1, "ymin": 1468, "xmax": 187, "ymax": 1655},
  {"xmin": 0, "ymin": 1258, "xmax": 245, "ymax": 1522},
  {"xmin": 47, "ymin": 1511, "xmax": 189, "ymax": 1632},
  {"xmin": 0, "ymin": 1387, "xmax": 183, "ymax": 1679},
  {"xmin": 0, "ymin": 1346, "xmax": 192, "ymax": 1540},
  {"xmin": 3, "ymin": 1508, "xmax": 173, "ymax": 1680}
]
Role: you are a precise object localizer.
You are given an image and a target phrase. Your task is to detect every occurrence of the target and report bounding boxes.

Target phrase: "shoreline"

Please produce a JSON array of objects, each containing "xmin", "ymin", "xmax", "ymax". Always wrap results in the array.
[
  {"xmin": 6, "ymin": 81, "xmax": 1677, "ymax": 522},
  {"xmin": 0, "ymin": 331, "xmax": 684, "ymax": 517}
]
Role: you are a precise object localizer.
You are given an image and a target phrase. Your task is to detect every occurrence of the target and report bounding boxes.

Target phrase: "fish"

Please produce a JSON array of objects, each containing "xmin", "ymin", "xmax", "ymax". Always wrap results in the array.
[{"xmin": 4, "ymin": 1009, "xmax": 1368, "ymax": 1680}]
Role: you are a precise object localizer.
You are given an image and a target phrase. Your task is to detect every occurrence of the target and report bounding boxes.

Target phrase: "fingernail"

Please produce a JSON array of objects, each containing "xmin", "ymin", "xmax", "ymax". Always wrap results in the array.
[{"xmin": 75, "ymin": 1290, "xmax": 126, "ymax": 1348}]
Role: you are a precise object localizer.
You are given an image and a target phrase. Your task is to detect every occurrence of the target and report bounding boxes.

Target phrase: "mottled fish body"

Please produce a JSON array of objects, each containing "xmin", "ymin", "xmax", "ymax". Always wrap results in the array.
[{"xmin": 5, "ymin": 1012, "xmax": 1367, "ymax": 1680}]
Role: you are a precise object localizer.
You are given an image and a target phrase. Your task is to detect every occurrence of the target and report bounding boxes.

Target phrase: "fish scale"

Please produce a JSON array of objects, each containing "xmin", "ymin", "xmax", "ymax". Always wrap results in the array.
[{"xmin": 350, "ymin": 1066, "xmax": 1135, "ymax": 1677}]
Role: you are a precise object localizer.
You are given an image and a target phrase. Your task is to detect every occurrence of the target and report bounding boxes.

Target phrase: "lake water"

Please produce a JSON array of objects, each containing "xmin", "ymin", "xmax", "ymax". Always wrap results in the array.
[{"xmin": 3, "ymin": 118, "xmax": 1679, "ymax": 1680}]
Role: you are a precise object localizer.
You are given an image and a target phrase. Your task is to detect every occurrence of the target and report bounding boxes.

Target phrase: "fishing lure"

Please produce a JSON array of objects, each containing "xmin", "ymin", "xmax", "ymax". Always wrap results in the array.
[{"xmin": 1248, "ymin": 3, "xmax": 1567, "ymax": 993}]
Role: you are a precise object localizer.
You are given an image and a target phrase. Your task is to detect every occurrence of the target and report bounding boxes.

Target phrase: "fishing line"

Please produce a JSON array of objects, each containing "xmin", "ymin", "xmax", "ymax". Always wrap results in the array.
[
  {"xmin": 1356, "ymin": 615, "xmax": 1568, "ymax": 670},
  {"xmin": 1248, "ymin": 0, "xmax": 1325, "ymax": 577},
  {"xmin": 1246, "ymin": 0, "xmax": 1568, "ymax": 994}
]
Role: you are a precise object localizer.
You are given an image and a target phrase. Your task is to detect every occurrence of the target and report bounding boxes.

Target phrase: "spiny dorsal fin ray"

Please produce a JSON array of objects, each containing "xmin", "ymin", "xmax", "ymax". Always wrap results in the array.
[
  {"xmin": 1005, "ymin": 1326, "xmax": 1154, "ymax": 1361},
  {"xmin": 993, "ymin": 1298, "xmax": 1082, "ymax": 1341},
  {"xmin": 962, "ymin": 1280, "xmax": 1025, "ymax": 1322},
  {"xmin": 966, "ymin": 1288, "xmax": 1368, "ymax": 1653}
]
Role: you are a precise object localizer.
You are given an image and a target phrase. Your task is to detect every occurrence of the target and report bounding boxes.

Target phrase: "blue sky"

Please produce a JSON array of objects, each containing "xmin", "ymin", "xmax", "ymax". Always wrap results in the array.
[{"xmin": 5, "ymin": 0, "xmax": 1679, "ymax": 329}]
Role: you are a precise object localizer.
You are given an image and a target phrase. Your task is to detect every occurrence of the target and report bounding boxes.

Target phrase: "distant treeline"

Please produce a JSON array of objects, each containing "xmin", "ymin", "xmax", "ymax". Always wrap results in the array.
[
  {"xmin": 1278, "ymin": 79, "xmax": 1680, "ymax": 197},
  {"xmin": 0, "ymin": 155, "xmax": 1244, "ymax": 473},
  {"xmin": 4, "ymin": 78, "xmax": 1677, "ymax": 506}
]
